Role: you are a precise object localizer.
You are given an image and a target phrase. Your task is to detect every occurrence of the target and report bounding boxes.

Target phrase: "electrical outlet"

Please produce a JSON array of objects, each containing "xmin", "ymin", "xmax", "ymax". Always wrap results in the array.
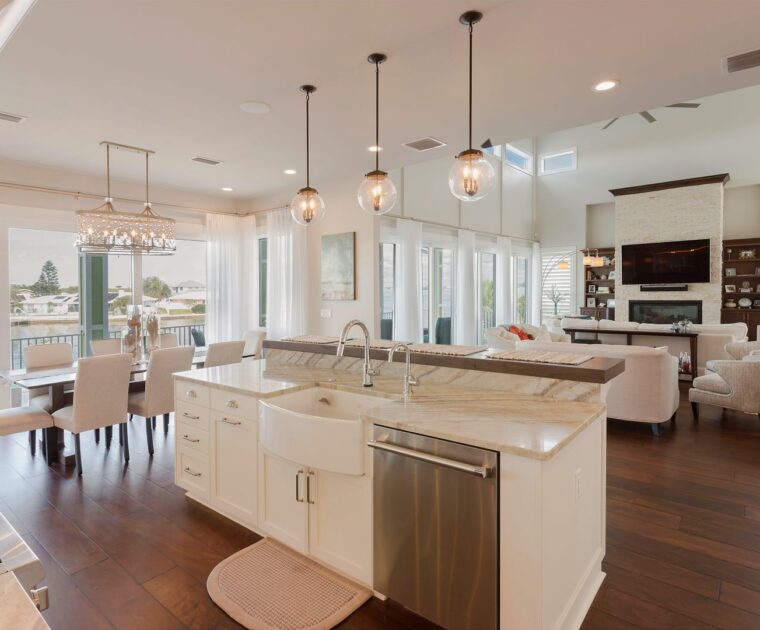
[
  {"xmin": 574, "ymin": 468, "xmax": 582, "ymax": 501},
  {"xmin": 320, "ymin": 308, "xmax": 332, "ymax": 319}
]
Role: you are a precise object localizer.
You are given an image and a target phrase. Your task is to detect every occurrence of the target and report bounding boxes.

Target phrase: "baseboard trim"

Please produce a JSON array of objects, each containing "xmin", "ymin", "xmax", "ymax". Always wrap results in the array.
[{"xmin": 553, "ymin": 548, "xmax": 605, "ymax": 630}]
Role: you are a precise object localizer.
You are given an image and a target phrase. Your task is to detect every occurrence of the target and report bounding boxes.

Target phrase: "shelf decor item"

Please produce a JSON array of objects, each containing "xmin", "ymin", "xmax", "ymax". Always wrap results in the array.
[
  {"xmin": 724, "ymin": 299, "xmax": 737, "ymax": 309},
  {"xmin": 588, "ymin": 285, "xmax": 596, "ymax": 293},
  {"xmin": 740, "ymin": 280, "xmax": 753, "ymax": 293},
  {"xmin": 121, "ymin": 304, "xmax": 143, "ymax": 363},
  {"xmin": 597, "ymin": 286, "xmax": 610, "ymax": 294},
  {"xmin": 448, "ymin": 10, "xmax": 495, "ymax": 202},
  {"xmin": 607, "ymin": 298, "xmax": 616, "ymax": 308},
  {"xmin": 739, "ymin": 249, "xmax": 756, "ymax": 260},
  {"xmin": 586, "ymin": 297, "xmax": 596, "ymax": 307},
  {"xmin": 725, "ymin": 267, "xmax": 737, "ymax": 277},
  {"xmin": 357, "ymin": 53, "xmax": 397, "ymax": 216},
  {"xmin": 290, "ymin": 85, "xmax": 326, "ymax": 226},
  {"xmin": 608, "ymin": 270, "xmax": 616, "ymax": 281},
  {"xmin": 738, "ymin": 297, "xmax": 753, "ymax": 308},
  {"xmin": 726, "ymin": 284, "xmax": 737, "ymax": 293}
]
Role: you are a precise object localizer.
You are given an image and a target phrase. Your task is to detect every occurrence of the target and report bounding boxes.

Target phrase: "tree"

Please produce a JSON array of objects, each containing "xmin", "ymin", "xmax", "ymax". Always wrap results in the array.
[
  {"xmin": 110, "ymin": 294, "xmax": 132, "ymax": 315},
  {"xmin": 143, "ymin": 276, "xmax": 172, "ymax": 300},
  {"xmin": 32, "ymin": 260, "xmax": 60, "ymax": 296},
  {"xmin": 191, "ymin": 303, "xmax": 205, "ymax": 314}
]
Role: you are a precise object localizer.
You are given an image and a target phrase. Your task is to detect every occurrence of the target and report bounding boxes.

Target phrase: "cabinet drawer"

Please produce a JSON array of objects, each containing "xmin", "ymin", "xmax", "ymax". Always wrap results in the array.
[
  {"xmin": 176, "ymin": 448, "xmax": 209, "ymax": 497},
  {"xmin": 210, "ymin": 388, "xmax": 257, "ymax": 418},
  {"xmin": 175, "ymin": 400, "xmax": 210, "ymax": 431},
  {"xmin": 177, "ymin": 421, "xmax": 209, "ymax": 455},
  {"xmin": 175, "ymin": 381, "xmax": 209, "ymax": 407}
]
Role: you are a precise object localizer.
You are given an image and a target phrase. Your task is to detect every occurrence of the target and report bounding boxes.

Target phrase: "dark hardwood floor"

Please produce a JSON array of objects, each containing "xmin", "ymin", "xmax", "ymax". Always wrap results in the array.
[{"xmin": 1, "ymin": 384, "xmax": 759, "ymax": 629}]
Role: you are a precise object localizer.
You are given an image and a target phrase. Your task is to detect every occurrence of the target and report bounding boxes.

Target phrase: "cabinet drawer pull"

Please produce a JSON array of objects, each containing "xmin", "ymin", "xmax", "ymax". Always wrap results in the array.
[
  {"xmin": 182, "ymin": 412, "xmax": 200, "ymax": 420},
  {"xmin": 182, "ymin": 435, "xmax": 200, "ymax": 443},
  {"xmin": 221, "ymin": 417, "xmax": 242, "ymax": 426},
  {"xmin": 226, "ymin": 400, "xmax": 239, "ymax": 409},
  {"xmin": 184, "ymin": 466, "xmax": 202, "ymax": 477},
  {"xmin": 186, "ymin": 389, "xmax": 197, "ymax": 399},
  {"xmin": 295, "ymin": 469, "xmax": 304, "ymax": 503},
  {"xmin": 307, "ymin": 471, "xmax": 316, "ymax": 504}
]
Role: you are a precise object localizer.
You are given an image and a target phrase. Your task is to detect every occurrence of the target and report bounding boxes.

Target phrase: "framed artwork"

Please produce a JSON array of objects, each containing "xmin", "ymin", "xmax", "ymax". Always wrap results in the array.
[
  {"xmin": 321, "ymin": 232, "xmax": 356, "ymax": 301},
  {"xmin": 754, "ymin": 300, "xmax": 760, "ymax": 308},
  {"xmin": 755, "ymin": 267, "xmax": 760, "ymax": 277},
  {"xmin": 725, "ymin": 268, "xmax": 737, "ymax": 277},
  {"xmin": 597, "ymin": 286, "xmax": 610, "ymax": 294},
  {"xmin": 588, "ymin": 285, "xmax": 596, "ymax": 293},
  {"xmin": 586, "ymin": 297, "xmax": 596, "ymax": 307},
  {"xmin": 608, "ymin": 270, "xmax": 616, "ymax": 281},
  {"xmin": 725, "ymin": 284, "xmax": 736, "ymax": 293},
  {"xmin": 738, "ymin": 249, "xmax": 756, "ymax": 260}
]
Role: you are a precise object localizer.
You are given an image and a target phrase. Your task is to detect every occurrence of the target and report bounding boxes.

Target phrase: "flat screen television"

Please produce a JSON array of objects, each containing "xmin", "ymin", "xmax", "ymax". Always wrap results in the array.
[{"xmin": 621, "ymin": 238, "xmax": 710, "ymax": 285}]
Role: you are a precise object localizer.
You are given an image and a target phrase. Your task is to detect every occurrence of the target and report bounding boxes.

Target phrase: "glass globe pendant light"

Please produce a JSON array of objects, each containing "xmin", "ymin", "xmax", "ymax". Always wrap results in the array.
[
  {"xmin": 290, "ymin": 85, "xmax": 325, "ymax": 226},
  {"xmin": 448, "ymin": 10, "xmax": 495, "ymax": 202},
  {"xmin": 357, "ymin": 53, "xmax": 397, "ymax": 215}
]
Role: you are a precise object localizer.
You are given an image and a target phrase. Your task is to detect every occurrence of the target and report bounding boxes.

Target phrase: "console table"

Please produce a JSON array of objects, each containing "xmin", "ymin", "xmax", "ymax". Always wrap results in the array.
[{"xmin": 563, "ymin": 328, "xmax": 698, "ymax": 380}]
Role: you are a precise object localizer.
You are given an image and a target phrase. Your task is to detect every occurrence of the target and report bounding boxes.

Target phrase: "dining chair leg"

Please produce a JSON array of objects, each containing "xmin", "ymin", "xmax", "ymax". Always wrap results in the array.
[
  {"xmin": 121, "ymin": 422, "xmax": 130, "ymax": 462},
  {"xmin": 163, "ymin": 413, "xmax": 170, "ymax": 434},
  {"xmin": 145, "ymin": 418, "xmax": 154, "ymax": 456},
  {"xmin": 129, "ymin": 414, "xmax": 133, "ymax": 422},
  {"xmin": 152, "ymin": 416, "xmax": 156, "ymax": 430},
  {"xmin": 119, "ymin": 423, "xmax": 124, "ymax": 446},
  {"xmin": 105, "ymin": 425, "xmax": 113, "ymax": 449},
  {"xmin": 94, "ymin": 428, "xmax": 100, "ymax": 444},
  {"xmin": 74, "ymin": 433, "xmax": 83, "ymax": 477},
  {"xmin": 29, "ymin": 430, "xmax": 36, "ymax": 456},
  {"xmin": 41, "ymin": 429, "xmax": 47, "ymax": 458}
]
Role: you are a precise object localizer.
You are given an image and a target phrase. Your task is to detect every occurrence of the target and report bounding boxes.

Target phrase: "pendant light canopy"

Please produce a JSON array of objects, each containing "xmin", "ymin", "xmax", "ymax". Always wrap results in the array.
[
  {"xmin": 448, "ymin": 10, "xmax": 495, "ymax": 202},
  {"xmin": 357, "ymin": 53, "xmax": 397, "ymax": 216},
  {"xmin": 290, "ymin": 85, "xmax": 326, "ymax": 226},
  {"xmin": 76, "ymin": 142, "xmax": 176, "ymax": 255}
]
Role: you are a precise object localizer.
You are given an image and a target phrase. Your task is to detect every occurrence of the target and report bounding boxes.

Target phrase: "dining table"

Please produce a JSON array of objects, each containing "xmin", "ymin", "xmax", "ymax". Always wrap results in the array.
[{"xmin": 0, "ymin": 348, "xmax": 243, "ymax": 467}]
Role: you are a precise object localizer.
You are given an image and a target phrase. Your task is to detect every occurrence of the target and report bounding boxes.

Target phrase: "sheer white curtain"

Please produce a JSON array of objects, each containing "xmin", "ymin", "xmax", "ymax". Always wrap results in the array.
[
  {"xmin": 267, "ymin": 208, "xmax": 307, "ymax": 340},
  {"xmin": 394, "ymin": 219, "xmax": 422, "ymax": 343},
  {"xmin": 206, "ymin": 213, "xmax": 257, "ymax": 343},
  {"xmin": 455, "ymin": 229, "xmax": 477, "ymax": 345},
  {"xmin": 530, "ymin": 241, "xmax": 541, "ymax": 325},
  {"xmin": 495, "ymin": 236, "xmax": 512, "ymax": 325}
]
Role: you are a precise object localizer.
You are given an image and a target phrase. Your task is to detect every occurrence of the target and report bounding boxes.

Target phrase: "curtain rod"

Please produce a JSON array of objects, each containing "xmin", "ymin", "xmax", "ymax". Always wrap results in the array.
[{"xmin": 385, "ymin": 213, "xmax": 537, "ymax": 244}]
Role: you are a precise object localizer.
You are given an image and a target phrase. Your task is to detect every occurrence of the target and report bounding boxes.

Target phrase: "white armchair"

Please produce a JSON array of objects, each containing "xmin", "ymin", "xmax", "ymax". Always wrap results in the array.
[
  {"xmin": 689, "ymin": 360, "xmax": 760, "ymax": 420},
  {"xmin": 485, "ymin": 324, "xmax": 569, "ymax": 351}
]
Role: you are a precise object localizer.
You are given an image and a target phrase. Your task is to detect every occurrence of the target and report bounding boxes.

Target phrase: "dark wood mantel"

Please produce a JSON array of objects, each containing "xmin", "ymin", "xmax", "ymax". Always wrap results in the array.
[{"xmin": 609, "ymin": 173, "xmax": 730, "ymax": 197}]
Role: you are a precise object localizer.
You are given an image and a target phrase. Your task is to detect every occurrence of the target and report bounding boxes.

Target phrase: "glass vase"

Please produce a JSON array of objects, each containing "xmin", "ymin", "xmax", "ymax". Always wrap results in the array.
[
  {"xmin": 144, "ymin": 312, "xmax": 161, "ymax": 357},
  {"xmin": 124, "ymin": 305, "xmax": 143, "ymax": 363}
]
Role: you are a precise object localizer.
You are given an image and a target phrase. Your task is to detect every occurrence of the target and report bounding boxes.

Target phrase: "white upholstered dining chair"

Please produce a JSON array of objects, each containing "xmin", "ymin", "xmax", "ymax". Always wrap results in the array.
[
  {"xmin": 51, "ymin": 353, "xmax": 133, "ymax": 476},
  {"xmin": 204, "ymin": 340, "xmax": 245, "ymax": 368},
  {"xmin": 24, "ymin": 342, "xmax": 74, "ymax": 413},
  {"xmin": 127, "ymin": 346, "xmax": 194, "ymax": 453},
  {"xmin": 90, "ymin": 338, "xmax": 123, "ymax": 356},
  {"xmin": 243, "ymin": 329, "xmax": 266, "ymax": 358},
  {"xmin": 159, "ymin": 333, "xmax": 179, "ymax": 348}
]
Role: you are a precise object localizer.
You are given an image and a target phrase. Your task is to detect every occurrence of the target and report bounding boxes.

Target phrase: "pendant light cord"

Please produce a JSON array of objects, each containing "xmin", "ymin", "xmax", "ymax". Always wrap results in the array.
[
  {"xmin": 106, "ymin": 143, "xmax": 111, "ymax": 199},
  {"xmin": 145, "ymin": 152, "xmax": 150, "ymax": 206},
  {"xmin": 468, "ymin": 21, "xmax": 473, "ymax": 150},
  {"xmin": 305, "ymin": 90, "xmax": 310, "ymax": 188},
  {"xmin": 375, "ymin": 59, "xmax": 380, "ymax": 172}
]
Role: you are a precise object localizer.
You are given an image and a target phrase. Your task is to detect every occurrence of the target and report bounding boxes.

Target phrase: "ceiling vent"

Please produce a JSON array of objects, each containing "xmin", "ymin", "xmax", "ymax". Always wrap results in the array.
[
  {"xmin": 403, "ymin": 137, "xmax": 447, "ymax": 152},
  {"xmin": 0, "ymin": 111, "xmax": 26, "ymax": 124},
  {"xmin": 725, "ymin": 48, "xmax": 760, "ymax": 73},
  {"xmin": 191, "ymin": 156, "xmax": 223, "ymax": 166}
]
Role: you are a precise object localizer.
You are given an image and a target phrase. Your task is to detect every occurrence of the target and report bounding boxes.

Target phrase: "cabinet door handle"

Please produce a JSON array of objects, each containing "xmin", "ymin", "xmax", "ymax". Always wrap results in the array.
[
  {"xmin": 182, "ymin": 435, "xmax": 200, "ymax": 443},
  {"xmin": 182, "ymin": 412, "xmax": 200, "ymax": 420},
  {"xmin": 295, "ymin": 469, "xmax": 304, "ymax": 503},
  {"xmin": 221, "ymin": 417, "xmax": 242, "ymax": 426},
  {"xmin": 307, "ymin": 471, "xmax": 316, "ymax": 504},
  {"xmin": 184, "ymin": 466, "xmax": 202, "ymax": 477},
  {"xmin": 186, "ymin": 389, "xmax": 197, "ymax": 399},
  {"xmin": 226, "ymin": 400, "xmax": 239, "ymax": 409}
]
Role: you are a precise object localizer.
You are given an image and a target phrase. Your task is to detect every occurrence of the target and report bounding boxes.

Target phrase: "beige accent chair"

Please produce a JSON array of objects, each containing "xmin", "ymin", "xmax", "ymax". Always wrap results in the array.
[
  {"xmin": 127, "ymin": 346, "xmax": 194, "ymax": 451},
  {"xmin": 689, "ymin": 361, "xmax": 760, "ymax": 421},
  {"xmin": 91, "ymin": 338, "xmax": 123, "ymax": 356},
  {"xmin": 159, "ymin": 333, "xmax": 179, "ymax": 348},
  {"xmin": 243, "ymin": 329, "xmax": 266, "ymax": 358},
  {"xmin": 204, "ymin": 340, "xmax": 245, "ymax": 368},
  {"xmin": 51, "ymin": 353, "xmax": 133, "ymax": 476},
  {"xmin": 0, "ymin": 406, "xmax": 54, "ymax": 456},
  {"xmin": 24, "ymin": 343, "xmax": 74, "ymax": 413}
]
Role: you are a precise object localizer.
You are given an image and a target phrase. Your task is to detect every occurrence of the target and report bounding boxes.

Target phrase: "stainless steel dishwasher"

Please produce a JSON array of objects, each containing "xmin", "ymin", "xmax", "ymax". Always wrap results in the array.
[{"xmin": 370, "ymin": 425, "xmax": 499, "ymax": 630}]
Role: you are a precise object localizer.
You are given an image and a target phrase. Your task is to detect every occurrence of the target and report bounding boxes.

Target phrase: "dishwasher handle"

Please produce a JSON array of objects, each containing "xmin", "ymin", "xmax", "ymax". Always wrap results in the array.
[{"xmin": 368, "ymin": 440, "xmax": 492, "ymax": 479}]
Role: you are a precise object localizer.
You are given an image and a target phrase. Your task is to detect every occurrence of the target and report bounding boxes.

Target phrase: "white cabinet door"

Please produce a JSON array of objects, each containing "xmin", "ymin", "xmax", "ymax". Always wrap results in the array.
[
  {"xmin": 211, "ymin": 411, "xmax": 257, "ymax": 526},
  {"xmin": 259, "ymin": 449, "xmax": 307, "ymax": 553},
  {"xmin": 307, "ymin": 469, "xmax": 372, "ymax": 585}
]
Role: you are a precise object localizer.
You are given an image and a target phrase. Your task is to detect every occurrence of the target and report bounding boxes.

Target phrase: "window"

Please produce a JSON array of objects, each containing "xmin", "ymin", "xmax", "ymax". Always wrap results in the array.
[
  {"xmin": 511, "ymin": 253, "xmax": 529, "ymax": 324},
  {"xmin": 258, "ymin": 237, "xmax": 267, "ymax": 327},
  {"xmin": 483, "ymin": 143, "xmax": 502, "ymax": 158},
  {"xmin": 477, "ymin": 252, "xmax": 496, "ymax": 343},
  {"xmin": 420, "ymin": 248, "xmax": 430, "ymax": 342},
  {"xmin": 422, "ymin": 247, "xmax": 454, "ymax": 344},
  {"xmin": 539, "ymin": 148, "xmax": 577, "ymax": 175},
  {"xmin": 379, "ymin": 242, "xmax": 396, "ymax": 340},
  {"xmin": 541, "ymin": 249, "xmax": 575, "ymax": 319},
  {"xmin": 505, "ymin": 144, "xmax": 533, "ymax": 174}
]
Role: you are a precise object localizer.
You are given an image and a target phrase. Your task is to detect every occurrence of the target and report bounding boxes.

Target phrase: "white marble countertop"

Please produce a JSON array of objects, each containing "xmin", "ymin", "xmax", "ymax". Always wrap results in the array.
[{"xmin": 174, "ymin": 360, "xmax": 605, "ymax": 460}]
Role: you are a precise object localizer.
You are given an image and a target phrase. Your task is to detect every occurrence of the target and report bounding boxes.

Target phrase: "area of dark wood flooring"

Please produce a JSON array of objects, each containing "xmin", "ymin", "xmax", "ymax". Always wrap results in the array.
[{"xmin": 1, "ymin": 384, "xmax": 759, "ymax": 629}]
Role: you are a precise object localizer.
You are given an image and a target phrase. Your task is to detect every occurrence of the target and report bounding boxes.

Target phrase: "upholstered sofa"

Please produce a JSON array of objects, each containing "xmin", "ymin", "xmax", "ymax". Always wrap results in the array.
[
  {"xmin": 485, "ymin": 324, "xmax": 571, "ymax": 351},
  {"xmin": 518, "ymin": 340, "xmax": 680, "ymax": 434},
  {"xmin": 559, "ymin": 318, "xmax": 748, "ymax": 376}
]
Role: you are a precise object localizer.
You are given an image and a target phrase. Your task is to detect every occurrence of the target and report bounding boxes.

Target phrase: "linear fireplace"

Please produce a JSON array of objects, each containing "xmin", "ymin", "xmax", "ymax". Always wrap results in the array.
[{"xmin": 629, "ymin": 300, "xmax": 703, "ymax": 324}]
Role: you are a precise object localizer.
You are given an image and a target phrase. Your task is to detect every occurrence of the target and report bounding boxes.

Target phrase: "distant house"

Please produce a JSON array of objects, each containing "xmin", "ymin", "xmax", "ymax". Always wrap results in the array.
[
  {"xmin": 155, "ymin": 289, "xmax": 205, "ymax": 313},
  {"xmin": 170, "ymin": 280, "xmax": 204, "ymax": 295},
  {"xmin": 15, "ymin": 294, "xmax": 79, "ymax": 315}
]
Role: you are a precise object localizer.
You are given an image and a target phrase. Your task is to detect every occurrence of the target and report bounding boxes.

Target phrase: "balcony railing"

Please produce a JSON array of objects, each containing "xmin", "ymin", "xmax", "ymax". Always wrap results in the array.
[{"xmin": 10, "ymin": 324, "xmax": 206, "ymax": 370}]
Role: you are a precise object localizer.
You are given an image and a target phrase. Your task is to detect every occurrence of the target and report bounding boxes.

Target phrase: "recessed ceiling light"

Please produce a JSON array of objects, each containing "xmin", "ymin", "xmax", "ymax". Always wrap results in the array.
[
  {"xmin": 240, "ymin": 101, "xmax": 271, "ymax": 114},
  {"xmin": 221, "ymin": 187, "xmax": 234, "ymax": 192},
  {"xmin": 368, "ymin": 145, "xmax": 383, "ymax": 152},
  {"xmin": 593, "ymin": 79, "xmax": 620, "ymax": 92},
  {"xmin": 284, "ymin": 169, "xmax": 296, "ymax": 175}
]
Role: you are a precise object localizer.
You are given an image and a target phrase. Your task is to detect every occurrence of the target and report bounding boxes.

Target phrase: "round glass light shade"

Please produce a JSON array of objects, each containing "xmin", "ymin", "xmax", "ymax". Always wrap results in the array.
[
  {"xmin": 289, "ymin": 186, "xmax": 325, "ymax": 226},
  {"xmin": 357, "ymin": 170, "xmax": 397, "ymax": 215},
  {"xmin": 448, "ymin": 149, "xmax": 496, "ymax": 202}
]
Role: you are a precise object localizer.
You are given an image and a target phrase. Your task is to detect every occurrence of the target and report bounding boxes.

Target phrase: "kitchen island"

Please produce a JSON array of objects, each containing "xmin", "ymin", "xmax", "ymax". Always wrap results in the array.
[{"xmin": 173, "ymin": 341, "xmax": 623, "ymax": 630}]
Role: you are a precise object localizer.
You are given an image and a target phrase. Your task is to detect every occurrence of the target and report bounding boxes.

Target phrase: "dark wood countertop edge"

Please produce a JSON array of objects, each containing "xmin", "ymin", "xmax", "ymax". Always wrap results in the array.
[{"xmin": 262, "ymin": 340, "xmax": 625, "ymax": 384}]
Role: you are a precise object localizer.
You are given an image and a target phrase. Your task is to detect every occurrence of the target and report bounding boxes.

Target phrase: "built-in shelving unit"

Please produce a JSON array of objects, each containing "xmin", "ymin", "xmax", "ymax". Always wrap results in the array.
[
  {"xmin": 721, "ymin": 237, "xmax": 760, "ymax": 341},
  {"xmin": 581, "ymin": 247, "xmax": 616, "ymax": 320}
]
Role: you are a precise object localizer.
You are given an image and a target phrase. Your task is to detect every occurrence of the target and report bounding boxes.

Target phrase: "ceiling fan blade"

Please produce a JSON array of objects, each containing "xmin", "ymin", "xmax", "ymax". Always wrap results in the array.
[
  {"xmin": 639, "ymin": 111, "xmax": 656, "ymax": 123},
  {"xmin": 602, "ymin": 118, "xmax": 618, "ymax": 130},
  {"xmin": 667, "ymin": 102, "xmax": 701, "ymax": 108},
  {"xmin": 481, "ymin": 138, "xmax": 493, "ymax": 149}
]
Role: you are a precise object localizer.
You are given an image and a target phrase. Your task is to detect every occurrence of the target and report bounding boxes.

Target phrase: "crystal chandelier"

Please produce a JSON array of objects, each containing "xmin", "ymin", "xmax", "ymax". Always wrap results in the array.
[{"xmin": 76, "ymin": 142, "xmax": 176, "ymax": 255}]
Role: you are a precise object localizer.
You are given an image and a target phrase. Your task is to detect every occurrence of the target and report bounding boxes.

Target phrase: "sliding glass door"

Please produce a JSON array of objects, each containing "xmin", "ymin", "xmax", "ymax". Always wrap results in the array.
[
  {"xmin": 379, "ymin": 242, "xmax": 396, "ymax": 340},
  {"xmin": 420, "ymin": 247, "xmax": 453, "ymax": 344},
  {"xmin": 477, "ymin": 252, "xmax": 496, "ymax": 343}
]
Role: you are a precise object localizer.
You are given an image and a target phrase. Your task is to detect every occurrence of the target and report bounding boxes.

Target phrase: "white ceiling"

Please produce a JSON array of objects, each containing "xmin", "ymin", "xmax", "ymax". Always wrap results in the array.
[{"xmin": 2, "ymin": 0, "xmax": 760, "ymax": 202}]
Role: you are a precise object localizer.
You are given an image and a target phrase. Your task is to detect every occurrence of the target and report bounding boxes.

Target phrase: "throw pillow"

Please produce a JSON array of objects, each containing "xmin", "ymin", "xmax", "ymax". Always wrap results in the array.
[{"xmin": 508, "ymin": 325, "xmax": 533, "ymax": 341}]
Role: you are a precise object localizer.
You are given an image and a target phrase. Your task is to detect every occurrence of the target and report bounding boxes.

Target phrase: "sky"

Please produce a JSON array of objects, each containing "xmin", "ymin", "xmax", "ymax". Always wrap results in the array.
[{"xmin": 9, "ymin": 228, "xmax": 206, "ymax": 289}]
